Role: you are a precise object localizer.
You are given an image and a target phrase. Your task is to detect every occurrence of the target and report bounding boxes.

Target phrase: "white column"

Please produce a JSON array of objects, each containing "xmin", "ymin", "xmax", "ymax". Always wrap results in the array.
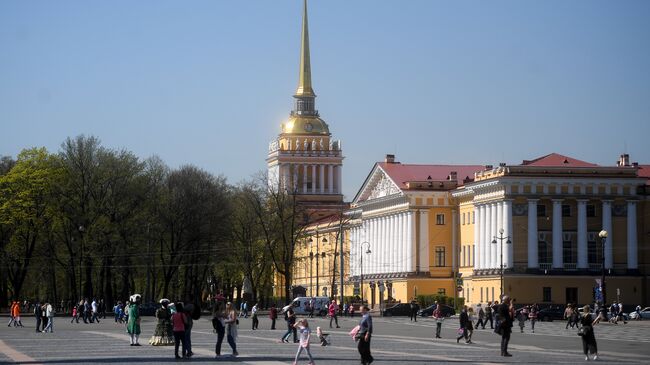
[
  {"xmin": 302, "ymin": 164, "xmax": 307, "ymax": 193},
  {"xmin": 393, "ymin": 213, "xmax": 404, "ymax": 272},
  {"xmin": 627, "ymin": 201, "xmax": 638, "ymax": 270},
  {"xmin": 488, "ymin": 203, "xmax": 499, "ymax": 269},
  {"xmin": 480, "ymin": 204, "xmax": 487, "ymax": 269},
  {"xmin": 421, "ymin": 210, "xmax": 430, "ymax": 273},
  {"xmin": 328, "ymin": 165, "xmax": 333, "ymax": 194},
  {"xmin": 391, "ymin": 215, "xmax": 397, "ymax": 273},
  {"xmin": 406, "ymin": 211, "xmax": 414, "ymax": 272},
  {"xmin": 527, "ymin": 199, "xmax": 538, "ymax": 268},
  {"xmin": 350, "ymin": 227, "xmax": 357, "ymax": 277},
  {"xmin": 577, "ymin": 199, "xmax": 588, "ymax": 269},
  {"xmin": 311, "ymin": 165, "xmax": 317, "ymax": 193},
  {"xmin": 380, "ymin": 216, "xmax": 386, "ymax": 274},
  {"xmin": 474, "ymin": 205, "xmax": 481, "ymax": 270},
  {"xmin": 504, "ymin": 200, "xmax": 513, "ymax": 269},
  {"xmin": 371, "ymin": 218, "xmax": 377, "ymax": 274},
  {"xmin": 552, "ymin": 199, "xmax": 563, "ymax": 269},
  {"xmin": 337, "ymin": 165, "xmax": 342, "ymax": 194},
  {"xmin": 319, "ymin": 165, "xmax": 325, "ymax": 194},
  {"xmin": 496, "ymin": 201, "xmax": 504, "ymax": 270},
  {"xmin": 602, "ymin": 200, "xmax": 613, "ymax": 269}
]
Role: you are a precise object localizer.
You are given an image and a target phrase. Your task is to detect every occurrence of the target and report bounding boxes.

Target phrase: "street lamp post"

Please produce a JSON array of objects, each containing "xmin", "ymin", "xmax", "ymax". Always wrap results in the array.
[
  {"xmin": 360, "ymin": 242, "xmax": 371, "ymax": 304},
  {"xmin": 599, "ymin": 229, "xmax": 608, "ymax": 305},
  {"xmin": 491, "ymin": 228, "xmax": 512, "ymax": 298},
  {"xmin": 309, "ymin": 251, "xmax": 314, "ymax": 297},
  {"xmin": 309, "ymin": 234, "xmax": 327, "ymax": 297}
]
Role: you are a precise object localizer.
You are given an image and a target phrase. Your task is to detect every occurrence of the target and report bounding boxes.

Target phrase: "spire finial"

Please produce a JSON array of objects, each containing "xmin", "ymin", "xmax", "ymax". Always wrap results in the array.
[{"xmin": 295, "ymin": 0, "xmax": 315, "ymax": 97}]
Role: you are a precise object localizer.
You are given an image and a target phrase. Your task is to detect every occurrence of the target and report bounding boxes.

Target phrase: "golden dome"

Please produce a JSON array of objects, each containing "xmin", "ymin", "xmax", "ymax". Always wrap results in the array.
[{"xmin": 282, "ymin": 115, "xmax": 330, "ymax": 135}]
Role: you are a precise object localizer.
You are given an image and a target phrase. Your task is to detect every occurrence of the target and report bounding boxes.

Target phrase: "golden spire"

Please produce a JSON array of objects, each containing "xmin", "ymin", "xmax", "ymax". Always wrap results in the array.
[{"xmin": 295, "ymin": 0, "xmax": 315, "ymax": 97}]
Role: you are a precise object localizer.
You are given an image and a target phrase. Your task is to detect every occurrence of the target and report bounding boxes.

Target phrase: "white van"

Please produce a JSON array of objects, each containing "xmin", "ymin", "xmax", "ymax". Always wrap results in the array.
[{"xmin": 282, "ymin": 297, "xmax": 330, "ymax": 316}]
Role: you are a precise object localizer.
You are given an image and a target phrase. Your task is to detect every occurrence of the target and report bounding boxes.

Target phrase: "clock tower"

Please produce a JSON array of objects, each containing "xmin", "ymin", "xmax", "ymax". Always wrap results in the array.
[{"xmin": 267, "ymin": 0, "xmax": 345, "ymax": 213}]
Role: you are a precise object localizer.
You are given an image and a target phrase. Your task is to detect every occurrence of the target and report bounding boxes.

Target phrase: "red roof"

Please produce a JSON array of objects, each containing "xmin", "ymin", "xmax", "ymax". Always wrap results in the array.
[
  {"xmin": 378, "ymin": 162, "xmax": 484, "ymax": 188},
  {"xmin": 637, "ymin": 165, "xmax": 650, "ymax": 182},
  {"xmin": 521, "ymin": 153, "xmax": 598, "ymax": 167}
]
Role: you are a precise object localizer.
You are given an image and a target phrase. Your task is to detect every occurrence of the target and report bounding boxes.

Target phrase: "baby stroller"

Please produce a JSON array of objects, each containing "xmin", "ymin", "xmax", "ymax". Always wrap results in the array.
[{"xmin": 316, "ymin": 326, "xmax": 331, "ymax": 346}]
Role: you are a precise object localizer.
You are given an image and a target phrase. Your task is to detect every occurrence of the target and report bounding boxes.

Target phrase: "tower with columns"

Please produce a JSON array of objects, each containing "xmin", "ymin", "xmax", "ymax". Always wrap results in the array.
[{"xmin": 267, "ymin": 0, "xmax": 345, "ymax": 216}]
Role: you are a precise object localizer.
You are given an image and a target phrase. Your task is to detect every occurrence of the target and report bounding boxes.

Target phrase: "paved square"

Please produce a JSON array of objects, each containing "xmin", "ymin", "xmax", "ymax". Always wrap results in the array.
[{"xmin": 1, "ymin": 314, "xmax": 649, "ymax": 364}]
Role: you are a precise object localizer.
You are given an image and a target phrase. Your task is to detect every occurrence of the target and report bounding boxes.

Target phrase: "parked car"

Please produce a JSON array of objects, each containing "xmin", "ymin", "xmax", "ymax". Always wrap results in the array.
[
  {"xmin": 577, "ymin": 307, "xmax": 596, "ymax": 320},
  {"xmin": 537, "ymin": 306, "xmax": 565, "ymax": 322},
  {"xmin": 629, "ymin": 307, "xmax": 650, "ymax": 320},
  {"xmin": 417, "ymin": 304, "xmax": 455, "ymax": 318},
  {"xmin": 281, "ymin": 297, "xmax": 329, "ymax": 316},
  {"xmin": 382, "ymin": 303, "xmax": 413, "ymax": 317}
]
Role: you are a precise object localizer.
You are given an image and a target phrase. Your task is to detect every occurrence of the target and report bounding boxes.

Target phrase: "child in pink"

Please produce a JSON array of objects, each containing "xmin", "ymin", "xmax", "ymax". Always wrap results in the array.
[{"xmin": 293, "ymin": 319, "xmax": 314, "ymax": 365}]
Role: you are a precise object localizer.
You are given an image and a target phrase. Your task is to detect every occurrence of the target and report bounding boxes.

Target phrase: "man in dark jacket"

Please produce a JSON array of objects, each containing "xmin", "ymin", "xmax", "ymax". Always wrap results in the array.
[
  {"xmin": 497, "ymin": 296, "xmax": 514, "ymax": 357},
  {"xmin": 456, "ymin": 305, "xmax": 470, "ymax": 344},
  {"xmin": 409, "ymin": 298, "xmax": 419, "ymax": 322},
  {"xmin": 33, "ymin": 301, "xmax": 41, "ymax": 332}
]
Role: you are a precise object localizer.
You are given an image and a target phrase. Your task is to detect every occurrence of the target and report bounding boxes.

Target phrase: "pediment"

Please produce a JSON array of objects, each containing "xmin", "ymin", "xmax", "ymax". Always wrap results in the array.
[{"xmin": 353, "ymin": 165, "xmax": 403, "ymax": 204}]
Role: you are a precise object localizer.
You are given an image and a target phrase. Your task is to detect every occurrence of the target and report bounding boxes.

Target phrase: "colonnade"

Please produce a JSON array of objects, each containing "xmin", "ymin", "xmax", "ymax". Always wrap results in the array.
[
  {"xmin": 279, "ymin": 163, "xmax": 342, "ymax": 194},
  {"xmin": 525, "ymin": 199, "xmax": 638, "ymax": 270},
  {"xmin": 474, "ymin": 200, "xmax": 513, "ymax": 270},
  {"xmin": 350, "ymin": 211, "xmax": 415, "ymax": 277}
]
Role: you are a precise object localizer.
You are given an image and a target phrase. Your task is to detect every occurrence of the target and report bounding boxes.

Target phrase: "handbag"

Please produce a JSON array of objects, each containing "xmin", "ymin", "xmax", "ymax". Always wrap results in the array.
[
  {"xmin": 457, "ymin": 327, "xmax": 464, "ymax": 335},
  {"xmin": 578, "ymin": 326, "xmax": 590, "ymax": 336},
  {"xmin": 349, "ymin": 325, "xmax": 360, "ymax": 339}
]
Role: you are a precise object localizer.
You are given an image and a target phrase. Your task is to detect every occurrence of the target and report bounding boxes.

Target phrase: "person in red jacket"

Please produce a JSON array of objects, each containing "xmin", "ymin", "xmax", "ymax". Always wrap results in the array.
[
  {"xmin": 328, "ymin": 300, "xmax": 340, "ymax": 328},
  {"xmin": 12, "ymin": 301, "xmax": 23, "ymax": 327},
  {"xmin": 270, "ymin": 304, "xmax": 278, "ymax": 330}
]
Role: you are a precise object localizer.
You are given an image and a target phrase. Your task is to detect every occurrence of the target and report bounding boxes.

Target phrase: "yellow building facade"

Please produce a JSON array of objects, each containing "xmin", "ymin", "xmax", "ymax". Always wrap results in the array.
[{"xmin": 453, "ymin": 153, "xmax": 650, "ymax": 307}]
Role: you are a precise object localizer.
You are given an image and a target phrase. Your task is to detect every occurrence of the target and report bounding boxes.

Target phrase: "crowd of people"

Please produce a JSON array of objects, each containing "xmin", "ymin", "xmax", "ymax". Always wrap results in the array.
[{"xmin": 4, "ymin": 293, "xmax": 646, "ymax": 363}]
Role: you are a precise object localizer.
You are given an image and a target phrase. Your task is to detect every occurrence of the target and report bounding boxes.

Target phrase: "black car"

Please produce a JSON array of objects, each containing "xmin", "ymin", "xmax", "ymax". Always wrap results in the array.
[
  {"xmin": 382, "ymin": 303, "xmax": 413, "ymax": 316},
  {"xmin": 537, "ymin": 306, "xmax": 564, "ymax": 322},
  {"xmin": 418, "ymin": 304, "xmax": 455, "ymax": 318}
]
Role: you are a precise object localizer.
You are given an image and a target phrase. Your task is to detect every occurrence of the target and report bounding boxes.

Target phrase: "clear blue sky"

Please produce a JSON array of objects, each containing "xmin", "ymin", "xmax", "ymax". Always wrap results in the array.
[{"xmin": 1, "ymin": 0, "xmax": 649, "ymax": 199}]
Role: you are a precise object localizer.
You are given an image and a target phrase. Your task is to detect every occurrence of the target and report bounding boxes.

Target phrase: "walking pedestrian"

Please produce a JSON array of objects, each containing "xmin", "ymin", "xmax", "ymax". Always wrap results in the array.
[
  {"xmin": 270, "ymin": 304, "xmax": 278, "ymax": 330},
  {"xmin": 183, "ymin": 303, "xmax": 195, "ymax": 358},
  {"xmin": 432, "ymin": 303, "xmax": 443, "ymax": 339},
  {"xmin": 10, "ymin": 301, "xmax": 23, "ymax": 327},
  {"xmin": 328, "ymin": 300, "xmax": 340, "ymax": 328},
  {"xmin": 40, "ymin": 302, "xmax": 48, "ymax": 332},
  {"xmin": 357, "ymin": 305, "xmax": 374, "ymax": 365},
  {"xmin": 7, "ymin": 301, "xmax": 16, "ymax": 327},
  {"xmin": 497, "ymin": 296, "xmax": 513, "ymax": 357},
  {"xmin": 42, "ymin": 302, "xmax": 54, "ymax": 333},
  {"xmin": 213, "ymin": 302, "xmax": 226, "ymax": 358},
  {"xmin": 529, "ymin": 304, "xmax": 538, "ymax": 333},
  {"xmin": 127, "ymin": 294, "xmax": 142, "ymax": 346},
  {"xmin": 476, "ymin": 303, "xmax": 486, "ymax": 329},
  {"xmin": 33, "ymin": 300, "xmax": 41, "ymax": 332},
  {"xmin": 635, "ymin": 304, "xmax": 642, "ymax": 321},
  {"xmin": 172, "ymin": 302, "xmax": 188, "ymax": 359},
  {"xmin": 467, "ymin": 307, "xmax": 475, "ymax": 342},
  {"xmin": 484, "ymin": 301, "xmax": 494, "ymax": 329},
  {"xmin": 91, "ymin": 298, "xmax": 101, "ymax": 323},
  {"xmin": 251, "ymin": 303, "xmax": 259, "ymax": 330},
  {"xmin": 224, "ymin": 302, "xmax": 239, "ymax": 356},
  {"xmin": 282, "ymin": 306, "xmax": 298, "ymax": 343},
  {"xmin": 293, "ymin": 319, "xmax": 315, "ymax": 365},
  {"xmin": 517, "ymin": 308, "xmax": 526, "ymax": 333},
  {"xmin": 579, "ymin": 305, "xmax": 599, "ymax": 361},
  {"xmin": 149, "ymin": 299, "xmax": 174, "ymax": 346},
  {"xmin": 456, "ymin": 305, "xmax": 470, "ymax": 344},
  {"xmin": 409, "ymin": 298, "xmax": 418, "ymax": 322}
]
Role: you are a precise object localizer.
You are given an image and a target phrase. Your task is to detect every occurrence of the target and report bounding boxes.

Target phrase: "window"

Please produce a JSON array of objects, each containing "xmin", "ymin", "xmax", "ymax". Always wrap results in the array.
[
  {"xmin": 491, "ymin": 287, "xmax": 495, "ymax": 302},
  {"xmin": 587, "ymin": 204, "xmax": 596, "ymax": 217},
  {"xmin": 437, "ymin": 288, "xmax": 446, "ymax": 296},
  {"xmin": 563, "ymin": 238, "xmax": 576, "ymax": 264},
  {"xmin": 463, "ymin": 246, "xmax": 467, "ymax": 266},
  {"xmin": 537, "ymin": 204, "xmax": 547, "ymax": 217},
  {"xmin": 587, "ymin": 235, "xmax": 601, "ymax": 265},
  {"xmin": 462, "ymin": 213, "xmax": 465, "ymax": 225},
  {"xmin": 435, "ymin": 246, "xmax": 446, "ymax": 267},
  {"xmin": 543, "ymin": 287, "xmax": 552, "ymax": 302},
  {"xmin": 472, "ymin": 211, "xmax": 475, "ymax": 224},
  {"xmin": 538, "ymin": 239, "xmax": 550, "ymax": 264},
  {"xmin": 562, "ymin": 204, "xmax": 571, "ymax": 217},
  {"xmin": 472, "ymin": 244, "xmax": 475, "ymax": 266},
  {"xmin": 480, "ymin": 287, "xmax": 483, "ymax": 302},
  {"xmin": 436, "ymin": 214, "xmax": 445, "ymax": 225},
  {"xmin": 566, "ymin": 287, "xmax": 578, "ymax": 304}
]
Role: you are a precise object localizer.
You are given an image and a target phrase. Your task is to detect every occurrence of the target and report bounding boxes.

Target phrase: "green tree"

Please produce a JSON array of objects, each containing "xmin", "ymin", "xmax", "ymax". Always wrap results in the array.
[{"xmin": 0, "ymin": 148, "xmax": 63, "ymax": 300}]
